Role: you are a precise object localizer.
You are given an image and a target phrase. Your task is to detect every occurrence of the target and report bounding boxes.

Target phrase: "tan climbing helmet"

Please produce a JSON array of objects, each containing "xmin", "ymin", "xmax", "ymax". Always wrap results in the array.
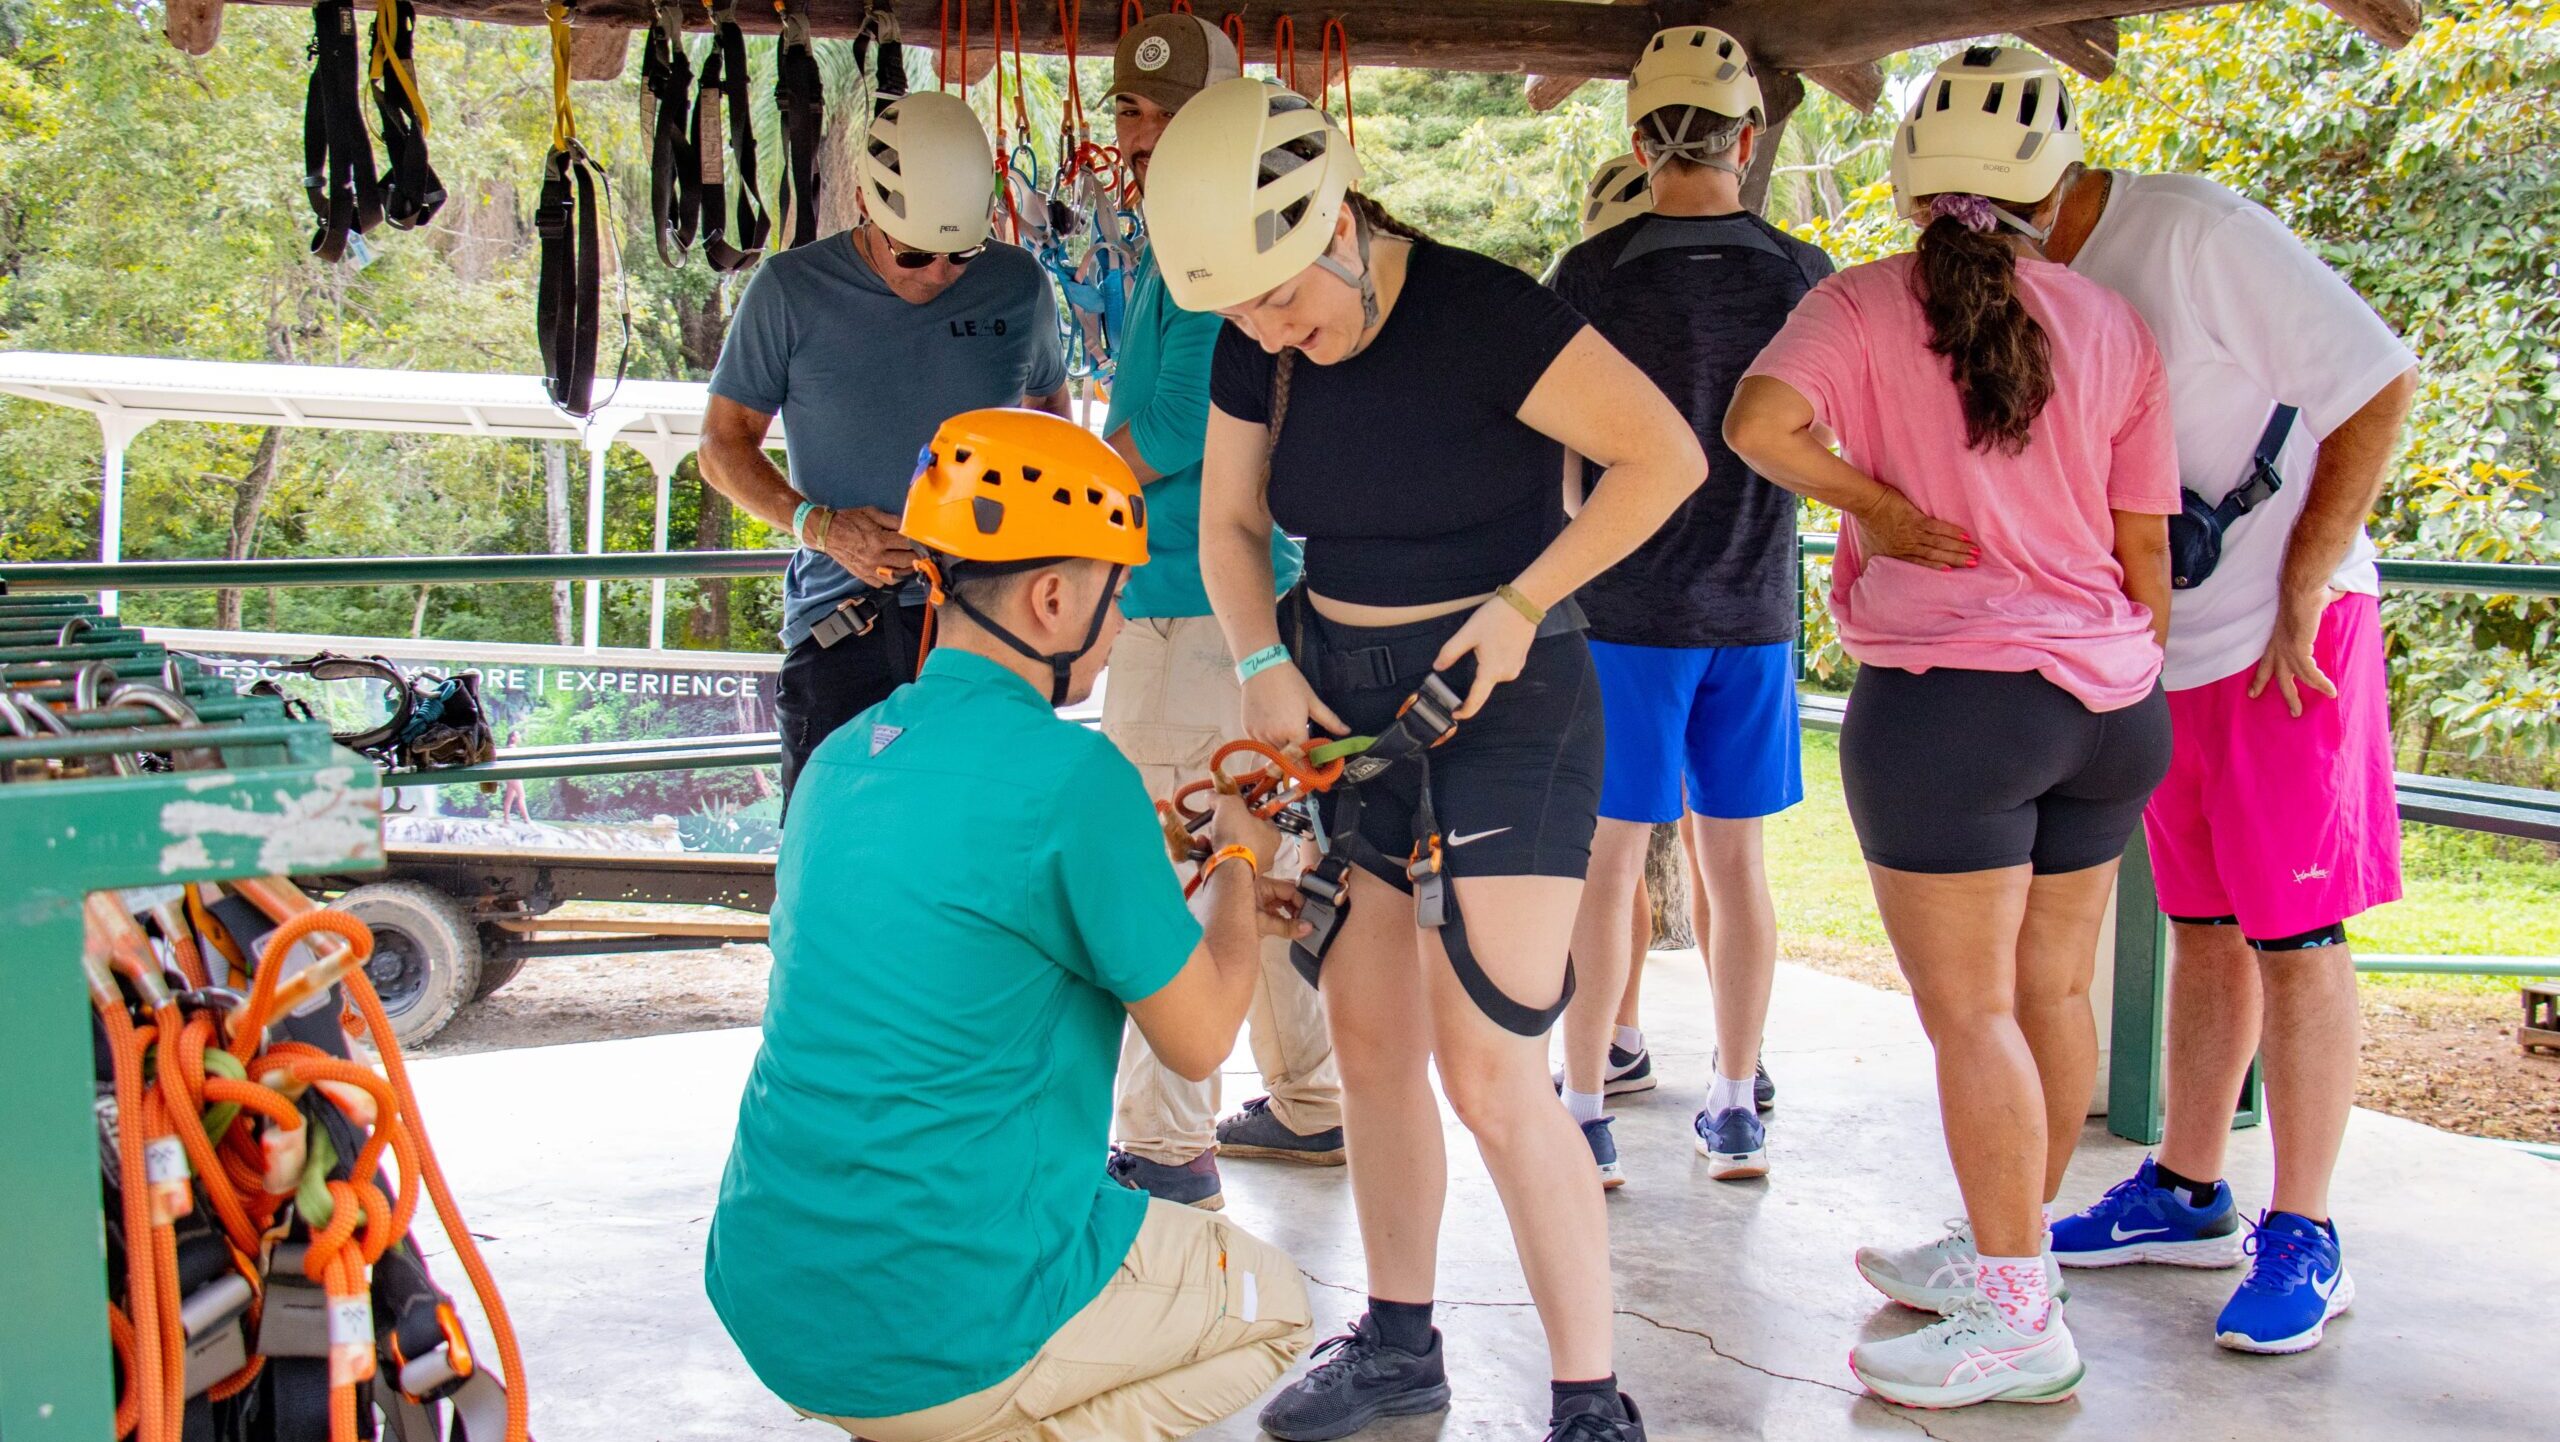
[
  {"xmin": 1891, "ymin": 45, "xmax": 2083, "ymax": 214},
  {"xmin": 1142, "ymin": 77, "xmax": 1363, "ymax": 313},
  {"xmin": 1628, "ymin": 25, "xmax": 1764, "ymax": 128},
  {"xmin": 1580, "ymin": 153, "xmax": 1654, "ymax": 238},
  {"xmin": 857, "ymin": 90, "xmax": 997, "ymax": 253}
]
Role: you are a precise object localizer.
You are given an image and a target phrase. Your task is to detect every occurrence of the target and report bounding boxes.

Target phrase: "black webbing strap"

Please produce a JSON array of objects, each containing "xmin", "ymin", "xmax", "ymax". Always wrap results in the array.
[
  {"xmin": 1288, "ymin": 672, "xmax": 1575, "ymax": 1038},
  {"xmin": 2225, "ymin": 403, "xmax": 2299, "ymax": 519},
  {"xmin": 642, "ymin": 0, "xmax": 699, "ymax": 266},
  {"xmin": 535, "ymin": 141, "xmax": 604, "ymax": 415},
  {"xmin": 693, "ymin": 2, "xmax": 768, "ymax": 274},
  {"xmin": 367, "ymin": 0, "xmax": 445, "ymax": 230},
  {"xmin": 869, "ymin": 6, "xmax": 909, "ymax": 117},
  {"xmin": 304, "ymin": 0, "xmax": 383, "ymax": 262},
  {"xmin": 774, "ymin": 0, "xmax": 826, "ymax": 251}
]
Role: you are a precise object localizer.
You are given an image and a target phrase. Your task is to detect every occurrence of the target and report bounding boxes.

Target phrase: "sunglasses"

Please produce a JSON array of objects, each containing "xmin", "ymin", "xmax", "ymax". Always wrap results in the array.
[{"xmin": 885, "ymin": 235, "xmax": 986, "ymax": 269}]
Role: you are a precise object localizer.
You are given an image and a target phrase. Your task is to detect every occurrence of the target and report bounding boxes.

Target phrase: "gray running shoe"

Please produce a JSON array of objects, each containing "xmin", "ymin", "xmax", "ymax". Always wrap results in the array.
[
  {"xmin": 1549, "ymin": 1391, "xmax": 1647, "ymax": 1441},
  {"xmin": 1258, "ymin": 1314, "xmax": 1452, "ymax": 1442},
  {"xmin": 1106, "ymin": 1147, "xmax": 1223, "ymax": 1210},
  {"xmin": 1215, "ymin": 1095, "xmax": 1348, "ymax": 1165}
]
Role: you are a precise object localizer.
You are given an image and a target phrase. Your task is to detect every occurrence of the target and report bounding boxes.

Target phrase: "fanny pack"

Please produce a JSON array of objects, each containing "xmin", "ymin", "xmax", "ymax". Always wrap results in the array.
[
  {"xmin": 2169, "ymin": 404, "xmax": 2296, "ymax": 590},
  {"xmin": 248, "ymin": 652, "xmax": 498, "ymax": 772}
]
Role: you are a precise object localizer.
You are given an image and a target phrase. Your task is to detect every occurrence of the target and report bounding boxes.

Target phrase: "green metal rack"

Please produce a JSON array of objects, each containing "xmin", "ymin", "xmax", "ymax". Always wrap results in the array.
[{"xmin": 0, "ymin": 593, "xmax": 383, "ymax": 1442}]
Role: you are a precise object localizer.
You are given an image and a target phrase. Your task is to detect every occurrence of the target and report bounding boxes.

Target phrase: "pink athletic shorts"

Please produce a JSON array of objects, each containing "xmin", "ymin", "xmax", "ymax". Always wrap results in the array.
[{"xmin": 2144, "ymin": 592, "xmax": 2403, "ymax": 941}]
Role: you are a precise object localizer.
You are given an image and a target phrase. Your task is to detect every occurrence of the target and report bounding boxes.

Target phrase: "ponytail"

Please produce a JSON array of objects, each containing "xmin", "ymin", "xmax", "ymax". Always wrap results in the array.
[{"xmin": 1912, "ymin": 211, "xmax": 2053, "ymax": 455}]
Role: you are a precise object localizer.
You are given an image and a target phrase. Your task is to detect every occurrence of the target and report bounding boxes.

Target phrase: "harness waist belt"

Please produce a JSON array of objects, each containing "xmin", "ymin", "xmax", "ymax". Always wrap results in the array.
[{"xmin": 1309, "ymin": 594, "xmax": 1586, "ymax": 695}]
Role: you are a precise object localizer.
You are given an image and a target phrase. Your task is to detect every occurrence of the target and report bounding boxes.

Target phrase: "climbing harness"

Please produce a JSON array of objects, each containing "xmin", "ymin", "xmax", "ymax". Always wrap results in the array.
[
  {"xmin": 536, "ymin": 2, "xmax": 619, "ymax": 417},
  {"xmin": 641, "ymin": 0, "xmax": 699, "ymax": 265},
  {"xmin": 367, "ymin": 0, "xmax": 445, "ymax": 230},
  {"xmin": 1159, "ymin": 651, "xmax": 1580, "ymax": 1039},
  {"xmin": 242, "ymin": 653, "xmax": 497, "ymax": 774},
  {"xmin": 304, "ymin": 0, "xmax": 384, "ymax": 262},
  {"xmin": 773, "ymin": 0, "xmax": 827, "ymax": 251},
  {"xmin": 866, "ymin": 2, "xmax": 911, "ymax": 117},
  {"xmin": 692, "ymin": 0, "xmax": 769, "ymax": 273}
]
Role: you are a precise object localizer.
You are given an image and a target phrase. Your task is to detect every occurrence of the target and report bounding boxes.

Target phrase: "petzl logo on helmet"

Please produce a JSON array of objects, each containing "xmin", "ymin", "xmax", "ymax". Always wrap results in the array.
[
  {"xmin": 1135, "ymin": 35, "xmax": 1173, "ymax": 71},
  {"xmin": 1186, "ymin": 267, "xmax": 1213, "ymax": 281}
]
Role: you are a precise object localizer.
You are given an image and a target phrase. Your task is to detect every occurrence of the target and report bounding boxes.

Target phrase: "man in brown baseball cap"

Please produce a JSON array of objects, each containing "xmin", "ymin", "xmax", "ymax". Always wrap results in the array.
[
  {"xmin": 1100, "ymin": 10, "xmax": 1345, "ymax": 1213},
  {"xmin": 1107, "ymin": 13, "xmax": 1242, "ymax": 190}
]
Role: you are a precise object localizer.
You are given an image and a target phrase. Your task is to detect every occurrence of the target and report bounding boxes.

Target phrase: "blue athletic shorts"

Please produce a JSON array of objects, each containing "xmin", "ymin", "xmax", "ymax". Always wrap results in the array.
[{"xmin": 1589, "ymin": 639, "xmax": 1803, "ymax": 823}]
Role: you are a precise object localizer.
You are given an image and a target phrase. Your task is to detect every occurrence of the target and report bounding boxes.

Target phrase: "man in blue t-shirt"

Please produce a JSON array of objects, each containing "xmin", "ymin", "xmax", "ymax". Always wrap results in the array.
[
  {"xmin": 707, "ymin": 409, "xmax": 1311, "ymax": 1440},
  {"xmin": 700, "ymin": 91, "xmax": 1069, "ymax": 807},
  {"xmin": 1546, "ymin": 27, "xmax": 1833, "ymax": 1189},
  {"xmin": 1095, "ymin": 16, "xmax": 1343, "ymax": 1212}
]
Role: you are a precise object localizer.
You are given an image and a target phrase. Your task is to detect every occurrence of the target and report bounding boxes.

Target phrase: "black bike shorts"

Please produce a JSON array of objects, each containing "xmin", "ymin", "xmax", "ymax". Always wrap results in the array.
[
  {"xmin": 1300, "ymin": 603, "xmax": 1604, "ymax": 889},
  {"xmin": 1839, "ymin": 665, "xmax": 2171, "ymax": 876}
]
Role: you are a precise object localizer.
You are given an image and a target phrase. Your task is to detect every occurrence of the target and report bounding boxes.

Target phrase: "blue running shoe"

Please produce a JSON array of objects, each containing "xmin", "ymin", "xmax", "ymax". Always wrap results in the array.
[
  {"xmin": 2216, "ymin": 1211, "xmax": 2353, "ymax": 1355},
  {"xmin": 1581, "ymin": 1116, "xmax": 1625, "ymax": 1191},
  {"xmin": 2050, "ymin": 1157, "xmax": 2243, "ymax": 1269},
  {"xmin": 1691, "ymin": 1106, "xmax": 1766, "ymax": 1180}
]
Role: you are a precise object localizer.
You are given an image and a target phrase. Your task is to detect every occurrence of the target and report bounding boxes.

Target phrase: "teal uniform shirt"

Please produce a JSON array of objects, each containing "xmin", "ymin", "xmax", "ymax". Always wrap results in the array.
[
  {"xmin": 1107, "ymin": 252, "xmax": 1303, "ymax": 619},
  {"xmin": 704, "ymin": 650, "xmax": 1202, "ymax": 1418}
]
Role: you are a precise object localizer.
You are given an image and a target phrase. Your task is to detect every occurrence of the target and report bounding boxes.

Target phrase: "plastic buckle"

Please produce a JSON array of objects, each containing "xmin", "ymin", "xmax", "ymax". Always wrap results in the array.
[
  {"xmin": 257, "ymin": 1245, "xmax": 333, "ymax": 1359},
  {"xmin": 1296, "ymin": 864, "xmax": 1348, "ymax": 953},
  {"xmin": 181, "ymin": 1271, "xmax": 256, "ymax": 1396},
  {"xmin": 1402, "ymin": 674, "xmax": 1462, "ymax": 745},
  {"xmin": 1407, "ymin": 838, "xmax": 1447, "ymax": 929}
]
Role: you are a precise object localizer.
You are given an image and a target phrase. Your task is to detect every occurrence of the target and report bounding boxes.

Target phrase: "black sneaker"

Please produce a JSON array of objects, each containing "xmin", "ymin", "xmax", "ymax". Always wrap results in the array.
[
  {"xmin": 1712, "ymin": 1049, "xmax": 1778, "ymax": 1111},
  {"xmin": 1215, "ymin": 1095, "xmax": 1348, "ymax": 1165},
  {"xmin": 1551, "ymin": 1043, "xmax": 1657, "ymax": 1098},
  {"xmin": 1105, "ymin": 1147, "xmax": 1224, "ymax": 1210},
  {"xmin": 1548, "ymin": 1391, "xmax": 1646, "ymax": 1441},
  {"xmin": 1258, "ymin": 1314, "xmax": 1452, "ymax": 1441}
]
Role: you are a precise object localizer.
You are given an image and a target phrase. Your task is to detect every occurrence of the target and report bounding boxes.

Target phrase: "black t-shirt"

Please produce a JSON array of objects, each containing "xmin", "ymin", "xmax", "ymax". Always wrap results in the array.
[
  {"xmin": 1210, "ymin": 241, "xmax": 1588, "ymax": 607},
  {"xmin": 1549, "ymin": 211, "xmax": 1834, "ymax": 646}
]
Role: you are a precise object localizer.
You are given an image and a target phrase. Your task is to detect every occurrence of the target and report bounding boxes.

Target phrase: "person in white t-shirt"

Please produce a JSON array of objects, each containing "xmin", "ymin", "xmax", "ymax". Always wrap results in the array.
[{"xmin": 2038, "ymin": 168, "xmax": 2420, "ymax": 1358}]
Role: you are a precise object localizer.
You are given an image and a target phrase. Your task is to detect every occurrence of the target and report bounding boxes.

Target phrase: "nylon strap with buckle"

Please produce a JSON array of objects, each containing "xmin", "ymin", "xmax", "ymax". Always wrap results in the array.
[
  {"xmin": 536, "ymin": 4, "xmax": 605, "ymax": 415},
  {"xmin": 642, "ymin": 0, "xmax": 699, "ymax": 265},
  {"xmin": 694, "ymin": 0, "xmax": 769, "ymax": 273},
  {"xmin": 304, "ymin": 0, "xmax": 384, "ymax": 261},
  {"xmin": 774, "ymin": 0, "xmax": 827, "ymax": 251},
  {"xmin": 367, "ymin": 0, "xmax": 445, "ymax": 229}
]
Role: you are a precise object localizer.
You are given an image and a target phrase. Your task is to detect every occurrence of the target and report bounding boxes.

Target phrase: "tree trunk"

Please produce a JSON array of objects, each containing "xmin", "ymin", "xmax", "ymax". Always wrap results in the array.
[
  {"xmin": 543, "ymin": 442, "xmax": 575, "ymax": 646},
  {"xmin": 1644, "ymin": 821, "xmax": 1692, "ymax": 949},
  {"xmin": 691, "ymin": 462, "xmax": 734, "ymax": 646},
  {"xmin": 671, "ymin": 286, "xmax": 736, "ymax": 647},
  {"xmin": 411, "ymin": 585, "xmax": 434, "ymax": 638},
  {"xmin": 214, "ymin": 427, "xmax": 286, "ymax": 630}
]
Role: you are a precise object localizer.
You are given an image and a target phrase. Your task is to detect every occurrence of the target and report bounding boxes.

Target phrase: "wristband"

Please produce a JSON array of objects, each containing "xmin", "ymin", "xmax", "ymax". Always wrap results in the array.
[
  {"xmin": 1235, "ymin": 643, "xmax": 1292, "ymax": 683},
  {"xmin": 1199, "ymin": 844, "xmax": 1258, "ymax": 885},
  {"xmin": 1493, "ymin": 583, "xmax": 1546, "ymax": 626},
  {"xmin": 791, "ymin": 501, "xmax": 821, "ymax": 548}
]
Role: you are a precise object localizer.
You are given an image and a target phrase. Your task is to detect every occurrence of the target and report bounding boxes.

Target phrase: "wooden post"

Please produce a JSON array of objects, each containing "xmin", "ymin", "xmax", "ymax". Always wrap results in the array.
[
  {"xmin": 569, "ymin": 24, "xmax": 633, "ymax": 80},
  {"xmin": 1803, "ymin": 61, "xmax": 1882, "ymax": 112},
  {"xmin": 1738, "ymin": 67, "xmax": 1803, "ymax": 216}
]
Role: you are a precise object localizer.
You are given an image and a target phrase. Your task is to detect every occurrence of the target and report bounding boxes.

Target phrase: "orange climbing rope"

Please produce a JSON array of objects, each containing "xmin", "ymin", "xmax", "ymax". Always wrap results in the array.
[
  {"xmin": 1319, "ymin": 17, "xmax": 1358, "ymax": 142},
  {"xmin": 939, "ymin": 0, "xmax": 972, "ymax": 93},
  {"xmin": 1273, "ymin": 14, "xmax": 1299, "ymax": 94}
]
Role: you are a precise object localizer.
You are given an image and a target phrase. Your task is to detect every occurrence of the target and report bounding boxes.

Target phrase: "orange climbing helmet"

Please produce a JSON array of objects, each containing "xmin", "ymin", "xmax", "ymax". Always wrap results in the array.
[{"xmin": 901, "ymin": 407, "xmax": 1150, "ymax": 568}]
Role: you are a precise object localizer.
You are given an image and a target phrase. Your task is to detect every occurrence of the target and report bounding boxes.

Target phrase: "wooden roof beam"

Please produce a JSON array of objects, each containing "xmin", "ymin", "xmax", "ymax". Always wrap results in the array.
[
  {"xmin": 1804, "ymin": 62, "xmax": 1882, "ymax": 111},
  {"xmin": 2313, "ymin": 0, "xmax": 2424, "ymax": 47},
  {"xmin": 2014, "ymin": 18, "xmax": 2118, "ymax": 80}
]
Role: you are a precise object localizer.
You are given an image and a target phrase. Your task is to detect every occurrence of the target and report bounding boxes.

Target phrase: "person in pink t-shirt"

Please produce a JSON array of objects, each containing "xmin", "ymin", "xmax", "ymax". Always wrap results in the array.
[{"xmin": 1725, "ymin": 49, "xmax": 2177, "ymax": 1411}]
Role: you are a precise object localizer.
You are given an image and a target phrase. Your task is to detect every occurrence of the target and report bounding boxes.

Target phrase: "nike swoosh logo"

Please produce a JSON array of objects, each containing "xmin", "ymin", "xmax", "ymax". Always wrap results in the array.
[
  {"xmin": 2111, "ymin": 1223, "xmax": 2170, "ymax": 1242},
  {"xmin": 2312, "ymin": 1271, "xmax": 2339, "ymax": 1300},
  {"xmin": 1447, "ymin": 827, "xmax": 1512, "ymax": 847}
]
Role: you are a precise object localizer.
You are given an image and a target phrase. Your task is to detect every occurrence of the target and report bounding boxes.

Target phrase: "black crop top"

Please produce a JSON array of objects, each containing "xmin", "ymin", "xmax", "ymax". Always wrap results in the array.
[{"xmin": 1209, "ymin": 241, "xmax": 1589, "ymax": 606}]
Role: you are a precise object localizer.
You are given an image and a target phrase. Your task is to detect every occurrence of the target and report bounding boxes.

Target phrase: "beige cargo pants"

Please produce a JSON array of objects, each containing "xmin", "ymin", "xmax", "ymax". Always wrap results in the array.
[
  {"xmin": 1101, "ymin": 615, "xmax": 1342, "ymax": 1163},
  {"xmin": 814, "ymin": 1201, "xmax": 1313, "ymax": 1442}
]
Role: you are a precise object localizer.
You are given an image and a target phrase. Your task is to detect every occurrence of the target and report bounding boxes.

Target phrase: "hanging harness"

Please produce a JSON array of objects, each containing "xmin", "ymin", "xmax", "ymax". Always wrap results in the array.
[
  {"xmin": 367, "ymin": 0, "xmax": 445, "ymax": 230},
  {"xmin": 692, "ymin": 0, "xmax": 769, "ymax": 273},
  {"xmin": 304, "ymin": 0, "xmax": 384, "ymax": 262},
  {"xmin": 773, "ymin": 0, "xmax": 827, "ymax": 251},
  {"xmin": 1161, "ymin": 651, "xmax": 1580, "ymax": 1039},
  {"xmin": 536, "ymin": 4, "xmax": 607, "ymax": 415},
  {"xmin": 243, "ymin": 653, "xmax": 498, "ymax": 774},
  {"xmin": 641, "ymin": 0, "xmax": 699, "ymax": 266}
]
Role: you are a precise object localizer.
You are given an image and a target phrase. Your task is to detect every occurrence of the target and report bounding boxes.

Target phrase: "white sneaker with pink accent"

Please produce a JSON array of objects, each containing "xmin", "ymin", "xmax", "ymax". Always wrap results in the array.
[{"xmin": 1849, "ymin": 1295, "xmax": 2084, "ymax": 1410}]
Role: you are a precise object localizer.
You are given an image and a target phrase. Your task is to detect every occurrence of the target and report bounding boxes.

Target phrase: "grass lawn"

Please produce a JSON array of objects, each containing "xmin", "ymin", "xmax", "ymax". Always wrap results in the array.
[{"xmin": 1765, "ymin": 730, "xmax": 2560, "ymax": 994}]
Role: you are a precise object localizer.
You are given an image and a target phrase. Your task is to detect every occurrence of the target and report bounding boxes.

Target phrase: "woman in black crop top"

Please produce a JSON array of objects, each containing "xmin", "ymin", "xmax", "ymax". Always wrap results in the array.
[{"xmin": 1144, "ymin": 80, "xmax": 1705, "ymax": 1439}]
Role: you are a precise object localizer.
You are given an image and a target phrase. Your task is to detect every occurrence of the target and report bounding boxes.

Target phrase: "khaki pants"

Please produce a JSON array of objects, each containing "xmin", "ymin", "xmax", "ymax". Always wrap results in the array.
[
  {"xmin": 815, "ymin": 1201, "xmax": 1313, "ymax": 1442},
  {"xmin": 1101, "ymin": 616, "xmax": 1342, "ymax": 1163}
]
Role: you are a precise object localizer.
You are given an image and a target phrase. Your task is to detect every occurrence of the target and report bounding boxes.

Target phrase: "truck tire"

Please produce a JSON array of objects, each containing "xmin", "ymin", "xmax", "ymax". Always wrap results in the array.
[
  {"xmin": 471, "ymin": 948, "xmax": 527, "ymax": 1001},
  {"xmin": 340, "ymin": 881, "xmax": 482, "ymax": 1048}
]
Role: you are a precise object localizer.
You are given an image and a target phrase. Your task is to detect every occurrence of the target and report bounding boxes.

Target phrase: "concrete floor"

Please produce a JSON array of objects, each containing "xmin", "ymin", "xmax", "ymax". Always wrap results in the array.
[{"xmin": 406, "ymin": 955, "xmax": 2556, "ymax": 1441}]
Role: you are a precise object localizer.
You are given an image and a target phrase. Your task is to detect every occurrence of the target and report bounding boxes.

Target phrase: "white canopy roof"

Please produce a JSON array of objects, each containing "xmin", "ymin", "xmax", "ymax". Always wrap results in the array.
[{"xmin": 0, "ymin": 350, "xmax": 772, "ymax": 475}]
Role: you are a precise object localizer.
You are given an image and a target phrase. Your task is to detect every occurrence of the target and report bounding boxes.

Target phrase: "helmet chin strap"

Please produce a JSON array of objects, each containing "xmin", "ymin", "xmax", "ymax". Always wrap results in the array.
[
  {"xmin": 935, "ymin": 560, "xmax": 1127, "ymax": 706},
  {"xmin": 1310, "ymin": 202, "xmax": 1381, "ymax": 342}
]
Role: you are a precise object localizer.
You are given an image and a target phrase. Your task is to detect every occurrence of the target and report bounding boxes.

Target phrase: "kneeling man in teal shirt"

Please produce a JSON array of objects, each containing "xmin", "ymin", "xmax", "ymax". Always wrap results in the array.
[{"xmin": 706, "ymin": 408, "xmax": 1312, "ymax": 1442}]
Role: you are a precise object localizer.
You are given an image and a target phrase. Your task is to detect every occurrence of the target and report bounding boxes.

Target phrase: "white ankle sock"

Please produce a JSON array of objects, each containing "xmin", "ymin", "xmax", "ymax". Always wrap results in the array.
[
  {"xmin": 1704, "ymin": 1072, "xmax": 1753, "ymax": 1117},
  {"xmin": 1613, "ymin": 1025, "xmax": 1645, "ymax": 1056},
  {"xmin": 1975, "ymin": 1254, "xmax": 2054, "ymax": 1333},
  {"xmin": 1562, "ymin": 1087, "xmax": 1605, "ymax": 1125}
]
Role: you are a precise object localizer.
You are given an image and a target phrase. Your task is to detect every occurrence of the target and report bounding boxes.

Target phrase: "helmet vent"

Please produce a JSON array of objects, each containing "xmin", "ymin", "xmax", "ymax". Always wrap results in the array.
[
  {"xmin": 1108, "ymin": 508, "xmax": 1126, "ymax": 527},
  {"xmin": 1963, "ymin": 44, "xmax": 2000, "ymax": 66},
  {"xmin": 1982, "ymin": 82, "xmax": 2005, "ymax": 115},
  {"xmin": 980, "ymin": 468, "xmax": 1004, "ymax": 488},
  {"xmin": 971, "ymin": 497, "xmax": 1004, "ymax": 534},
  {"xmin": 1052, "ymin": 487, "xmax": 1072, "ymax": 504},
  {"xmin": 1686, "ymin": 31, "xmax": 1704, "ymax": 47},
  {"xmin": 2055, "ymin": 93, "xmax": 2070, "ymax": 128},
  {"xmin": 953, "ymin": 447, "xmax": 972, "ymax": 464},
  {"xmin": 1128, "ymin": 493, "xmax": 1146, "ymax": 527},
  {"xmin": 1934, "ymin": 82, "xmax": 1952, "ymax": 112},
  {"xmin": 1020, "ymin": 465, "xmax": 1043, "ymax": 483},
  {"xmin": 2020, "ymin": 78, "xmax": 2043, "ymax": 125}
]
